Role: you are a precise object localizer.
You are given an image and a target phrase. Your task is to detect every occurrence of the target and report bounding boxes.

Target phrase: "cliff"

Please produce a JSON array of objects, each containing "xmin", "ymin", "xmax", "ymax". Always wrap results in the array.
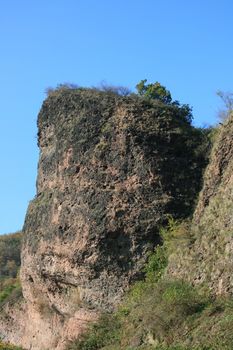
[
  {"xmin": 168, "ymin": 113, "xmax": 233, "ymax": 295},
  {"xmin": 0, "ymin": 88, "xmax": 206, "ymax": 350}
]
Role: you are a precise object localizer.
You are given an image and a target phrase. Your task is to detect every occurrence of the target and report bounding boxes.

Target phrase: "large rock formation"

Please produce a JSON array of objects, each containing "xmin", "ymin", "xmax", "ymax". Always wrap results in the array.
[
  {"xmin": 168, "ymin": 114, "xmax": 233, "ymax": 295},
  {"xmin": 0, "ymin": 88, "xmax": 206, "ymax": 349}
]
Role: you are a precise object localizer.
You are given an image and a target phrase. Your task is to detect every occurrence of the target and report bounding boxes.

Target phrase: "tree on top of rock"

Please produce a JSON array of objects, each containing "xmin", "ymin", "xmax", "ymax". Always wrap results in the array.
[
  {"xmin": 136, "ymin": 79, "xmax": 193, "ymax": 124},
  {"xmin": 136, "ymin": 79, "xmax": 172, "ymax": 104}
]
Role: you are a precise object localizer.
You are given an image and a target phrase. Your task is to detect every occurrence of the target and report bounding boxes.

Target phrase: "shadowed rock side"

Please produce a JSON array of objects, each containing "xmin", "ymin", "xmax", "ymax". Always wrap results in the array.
[
  {"xmin": 0, "ymin": 89, "xmax": 206, "ymax": 350},
  {"xmin": 168, "ymin": 114, "xmax": 233, "ymax": 295}
]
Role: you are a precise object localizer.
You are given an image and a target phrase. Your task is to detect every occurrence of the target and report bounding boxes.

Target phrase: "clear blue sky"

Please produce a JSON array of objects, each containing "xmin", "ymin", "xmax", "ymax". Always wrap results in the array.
[{"xmin": 0, "ymin": 0, "xmax": 232, "ymax": 233}]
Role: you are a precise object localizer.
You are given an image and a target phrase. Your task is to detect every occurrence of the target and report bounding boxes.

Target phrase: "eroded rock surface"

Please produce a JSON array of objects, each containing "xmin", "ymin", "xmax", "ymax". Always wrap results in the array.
[{"xmin": 1, "ymin": 89, "xmax": 206, "ymax": 349}]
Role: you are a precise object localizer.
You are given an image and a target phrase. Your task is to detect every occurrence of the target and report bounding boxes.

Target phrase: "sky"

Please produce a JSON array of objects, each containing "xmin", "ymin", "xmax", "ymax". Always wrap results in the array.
[{"xmin": 0, "ymin": 0, "xmax": 233, "ymax": 233}]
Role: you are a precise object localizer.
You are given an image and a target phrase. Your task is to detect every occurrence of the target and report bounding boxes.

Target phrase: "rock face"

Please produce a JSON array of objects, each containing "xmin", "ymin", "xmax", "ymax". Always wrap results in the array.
[
  {"xmin": 168, "ymin": 114, "xmax": 233, "ymax": 295},
  {"xmin": 0, "ymin": 89, "xmax": 206, "ymax": 349}
]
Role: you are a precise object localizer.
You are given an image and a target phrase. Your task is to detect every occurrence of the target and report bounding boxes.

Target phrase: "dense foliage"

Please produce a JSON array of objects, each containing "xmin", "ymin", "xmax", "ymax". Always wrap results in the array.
[
  {"xmin": 136, "ymin": 79, "xmax": 172, "ymax": 104},
  {"xmin": 135, "ymin": 79, "xmax": 193, "ymax": 124}
]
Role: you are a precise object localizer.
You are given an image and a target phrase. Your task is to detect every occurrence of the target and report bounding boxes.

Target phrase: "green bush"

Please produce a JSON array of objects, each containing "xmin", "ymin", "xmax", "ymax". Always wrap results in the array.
[
  {"xmin": 136, "ymin": 79, "xmax": 172, "ymax": 104},
  {"xmin": 135, "ymin": 79, "xmax": 193, "ymax": 123}
]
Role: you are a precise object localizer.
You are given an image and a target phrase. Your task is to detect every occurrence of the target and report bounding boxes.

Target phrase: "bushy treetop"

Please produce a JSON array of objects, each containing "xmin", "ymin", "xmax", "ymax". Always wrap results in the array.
[
  {"xmin": 136, "ymin": 79, "xmax": 172, "ymax": 104},
  {"xmin": 136, "ymin": 79, "xmax": 193, "ymax": 124}
]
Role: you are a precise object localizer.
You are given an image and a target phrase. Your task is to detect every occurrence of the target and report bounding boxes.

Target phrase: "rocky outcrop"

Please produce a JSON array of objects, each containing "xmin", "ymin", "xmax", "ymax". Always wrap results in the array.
[
  {"xmin": 0, "ymin": 88, "xmax": 206, "ymax": 349},
  {"xmin": 168, "ymin": 114, "xmax": 233, "ymax": 295}
]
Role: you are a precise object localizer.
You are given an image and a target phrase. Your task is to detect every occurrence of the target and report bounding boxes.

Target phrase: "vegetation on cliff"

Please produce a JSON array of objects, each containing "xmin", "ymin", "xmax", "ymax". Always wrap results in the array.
[
  {"xmin": 45, "ymin": 80, "xmax": 194, "ymax": 125},
  {"xmin": 67, "ymin": 219, "xmax": 233, "ymax": 350}
]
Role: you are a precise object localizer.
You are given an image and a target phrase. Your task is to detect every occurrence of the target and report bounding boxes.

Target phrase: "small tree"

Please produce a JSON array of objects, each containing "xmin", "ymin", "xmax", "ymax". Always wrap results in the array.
[
  {"xmin": 136, "ymin": 79, "xmax": 172, "ymax": 104},
  {"xmin": 136, "ymin": 79, "xmax": 193, "ymax": 123}
]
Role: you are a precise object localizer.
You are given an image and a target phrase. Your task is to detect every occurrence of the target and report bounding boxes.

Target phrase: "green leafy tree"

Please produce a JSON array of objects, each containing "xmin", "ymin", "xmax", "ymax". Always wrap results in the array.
[
  {"xmin": 136, "ymin": 79, "xmax": 193, "ymax": 124},
  {"xmin": 136, "ymin": 79, "xmax": 172, "ymax": 104}
]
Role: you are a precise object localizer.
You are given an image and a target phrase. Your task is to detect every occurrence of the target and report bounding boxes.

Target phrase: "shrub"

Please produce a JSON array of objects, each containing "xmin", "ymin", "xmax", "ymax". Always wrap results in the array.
[
  {"xmin": 136, "ymin": 79, "xmax": 172, "ymax": 104},
  {"xmin": 135, "ymin": 79, "xmax": 193, "ymax": 123}
]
